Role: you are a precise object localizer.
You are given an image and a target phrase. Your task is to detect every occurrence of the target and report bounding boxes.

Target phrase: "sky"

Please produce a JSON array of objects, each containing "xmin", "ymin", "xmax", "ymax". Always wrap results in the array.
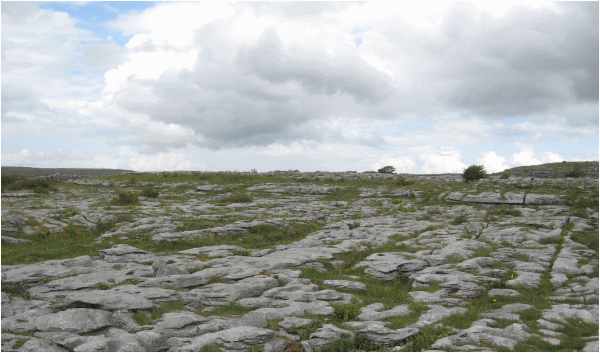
[{"xmin": 1, "ymin": 1, "xmax": 598, "ymax": 173}]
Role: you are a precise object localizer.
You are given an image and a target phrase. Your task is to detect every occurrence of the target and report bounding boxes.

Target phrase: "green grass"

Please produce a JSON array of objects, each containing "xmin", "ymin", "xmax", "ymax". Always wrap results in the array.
[
  {"xmin": 214, "ymin": 193, "xmax": 254, "ymax": 204},
  {"xmin": 174, "ymin": 215, "xmax": 249, "ymax": 232},
  {"xmin": 2, "ymin": 220, "xmax": 322, "ymax": 265},
  {"xmin": 205, "ymin": 301, "xmax": 257, "ymax": 317},
  {"xmin": 570, "ymin": 227, "xmax": 599, "ymax": 252},
  {"xmin": 140, "ymin": 185, "xmax": 159, "ymax": 198},
  {"xmin": 1, "ymin": 223, "xmax": 110, "ymax": 265},
  {"xmin": 111, "ymin": 189, "xmax": 139, "ymax": 206},
  {"xmin": 321, "ymin": 187, "xmax": 362, "ymax": 202},
  {"xmin": 131, "ymin": 302, "xmax": 187, "ymax": 326},
  {"xmin": 2, "ymin": 177, "xmax": 57, "ymax": 193},
  {"xmin": 331, "ymin": 298, "xmax": 362, "ymax": 322}
]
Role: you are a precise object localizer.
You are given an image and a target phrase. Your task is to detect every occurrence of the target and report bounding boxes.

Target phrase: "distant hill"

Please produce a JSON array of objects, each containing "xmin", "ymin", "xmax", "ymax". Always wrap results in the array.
[
  {"xmin": 1, "ymin": 167, "xmax": 135, "ymax": 178},
  {"xmin": 496, "ymin": 161, "xmax": 599, "ymax": 178}
]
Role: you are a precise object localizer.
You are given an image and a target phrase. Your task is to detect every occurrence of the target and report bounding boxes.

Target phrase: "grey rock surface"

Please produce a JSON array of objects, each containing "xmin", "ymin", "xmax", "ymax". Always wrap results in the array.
[{"xmin": 1, "ymin": 167, "xmax": 597, "ymax": 351}]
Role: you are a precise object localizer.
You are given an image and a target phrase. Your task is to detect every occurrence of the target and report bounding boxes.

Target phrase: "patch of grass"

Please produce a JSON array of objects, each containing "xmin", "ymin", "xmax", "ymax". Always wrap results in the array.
[
  {"xmin": 351, "ymin": 212, "xmax": 362, "ymax": 219},
  {"xmin": 322, "ymin": 334, "xmax": 384, "ymax": 352},
  {"xmin": 51, "ymin": 206, "xmax": 80, "ymax": 220},
  {"xmin": 565, "ymin": 186, "xmax": 599, "ymax": 212},
  {"xmin": 512, "ymin": 253, "xmax": 530, "ymax": 262},
  {"xmin": 451, "ymin": 213, "xmax": 468, "ymax": 225},
  {"xmin": 3, "ymin": 281, "xmax": 36, "ymax": 300},
  {"xmin": 140, "ymin": 185, "xmax": 159, "ymax": 198},
  {"xmin": 515, "ymin": 318, "xmax": 599, "ymax": 351},
  {"xmin": 1, "ymin": 223, "xmax": 111, "ymax": 265},
  {"xmin": 396, "ymin": 176, "xmax": 415, "ymax": 186},
  {"xmin": 331, "ymin": 298, "xmax": 362, "ymax": 322},
  {"xmin": 321, "ymin": 186, "xmax": 362, "ymax": 202},
  {"xmin": 571, "ymin": 209, "xmax": 589, "ymax": 219},
  {"xmin": 565, "ymin": 167, "xmax": 586, "ymax": 178},
  {"xmin": 200, "ymin": 343, "xmax": 226, "ymax": 352},
  {"xmin": 385, "ymin": 302, "xmax": 428, "ymax": 330},
  {"xmin": 559, "ymin": 318, "xmax": 599, "ymax": 338},
  {"xmin": 439, "ymin": 292, "xmax": 528, "ymax": 330},
  {"xmin": 286, "ymin": 318, "xmax": 324, "ymax": 341},
  {"xmin": 231, "ymin": 250, "xmax": 251, "ymax": 256},
  {"xmin": 206, "ymin": 301, "xmax": 257, "ymax": 317},
  {"xmin": 348, "ymin": 221, "xmax": 360, "ymax": 230},
  {"xmin": 214, "ymin": 192, "xmax": 254, "ymax": 204},
  {"xmin": 12, "ymin": 338, "xmax": 30, "ymax": 349},
  {"xmin": 407, "ymin": 325, "xmax": 455, "ymax": 352},
  {"xmin": 111, "ymin": 189, "xmax": 139, "ymax": 206},
  {"xmin": 206, "ymin": 275, "xmax": 229, "ymax": 285},
  {"xmin": 174, "ymin": 215, "xmax": 247, "ymax": 232},
  {"xmin": 1, "ymin": 173, "xmax": 26, "ymax": 187},
  {"xmin": 3, "ymin": 177, "xmax": 57, "ymax": 193},
  {"xmin": 570, "ymin": 228, "xmax": 599, "ymax": 252},
  {"xmin": 539, "ymin": 236, "xmax": 565, "ymax": 246},
  {"xmin": 517, "ymin": 308, "xmax": 542, "ymax": 323},
  {"xmin": 131, "ymin": 302, "xmax": 187, "ymax": 326}
]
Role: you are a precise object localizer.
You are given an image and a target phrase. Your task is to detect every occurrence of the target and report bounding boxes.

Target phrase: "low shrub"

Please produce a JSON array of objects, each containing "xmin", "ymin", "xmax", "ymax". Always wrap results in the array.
[
  {"xmin": 140, "ymin": 185, "xmax": 159, "ymax": 198},
  {"xmin": 462, "ymin": 165, "xmax": 487, "ymax": 182},
  {"xmin": 216, "ymin": 193, "xmax": 253, "ymax": 204},
  {"xmin": 1, "ymin": 173, "xmax": 26, "ymax": 187},
  {"xmin": 451, "ymin": 213, "xmax": 468, "ymax": 225},
  {"xmin": 3, "ymin": 177, "xmax": 55, "ymax": 193},
  {"xmin": 565, "ymin": 168, "xmax": 586, "ymax": 178},
  {"xmin": 396, "ymin": 176, "xmax": 414, "ymax": 186},
  {"xmin": 377, "ymin": 166, "xmax": 395, "ymax": 174},
  {"xmin": 331, "ymin": 299, "xmax": 362, "ymax": 322},
  {"xmin": 111, "ymin": 189, "xmax": 138, "ymax": 206}
]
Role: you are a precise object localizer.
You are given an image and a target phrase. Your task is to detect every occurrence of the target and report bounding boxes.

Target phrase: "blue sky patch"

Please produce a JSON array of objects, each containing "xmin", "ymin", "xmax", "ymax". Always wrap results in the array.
[{"xmin": 40, "ymin": 1, "xmax": 157, "ymax": 46}]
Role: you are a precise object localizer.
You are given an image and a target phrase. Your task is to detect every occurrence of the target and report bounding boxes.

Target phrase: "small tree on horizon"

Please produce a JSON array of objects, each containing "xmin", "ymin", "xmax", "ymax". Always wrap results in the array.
[
  {"xmin": 462, "ymin": 165, "xmax": 487, "ymax": 182},
  {"xmin": 378, "ymin": 166, "xmax": 396, "ymax": 174}
]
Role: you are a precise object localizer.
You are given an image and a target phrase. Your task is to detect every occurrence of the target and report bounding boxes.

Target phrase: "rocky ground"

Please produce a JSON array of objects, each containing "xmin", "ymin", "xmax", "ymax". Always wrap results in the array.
[{"xmin": 1, "ymin": 164, "xmax": 599, "ymax": 352}]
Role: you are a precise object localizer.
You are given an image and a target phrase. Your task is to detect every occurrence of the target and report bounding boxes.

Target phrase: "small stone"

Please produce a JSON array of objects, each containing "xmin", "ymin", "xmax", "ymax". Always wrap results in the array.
[{"xmin": 488, "ymin": 289, "xmax": 520, "ymax": 297}]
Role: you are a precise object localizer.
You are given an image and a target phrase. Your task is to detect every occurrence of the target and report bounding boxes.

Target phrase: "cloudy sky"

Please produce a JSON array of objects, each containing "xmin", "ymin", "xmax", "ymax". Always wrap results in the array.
[{"xmin": 2, "ymin": 1, "xmax": 598, "ymax": 173}]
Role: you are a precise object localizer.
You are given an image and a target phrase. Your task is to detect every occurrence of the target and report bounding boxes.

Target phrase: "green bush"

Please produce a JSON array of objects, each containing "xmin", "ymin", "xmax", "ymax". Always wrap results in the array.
[
  {"xmin": 3, "ymin": 177, "xmax": 56, "ymax": 193},
  {"xmin": 451, "ymin": 213, "xmax": 468, "ymax": 225},
  {"xmin": 500, "ymin": 171, "xmax": 510, "ymax": 179},
  {"xmin": 1, "ymin": 173, "xmax": 26, "ymax": 187},
  {"xmin": 140, "ymin": 185, "xmax": 159, "ymax": 198},
  {"xmin": 462, "ymin": 165, "xmax": 487, "ymax": 182},
  {"xmin": 565, "ymin": 168, "xmax": 586, "ymax": 178},
  {"xmin": 216, "ymin": 193, "xmax": 254, "ymax": 204},
  {"xmin": 396, "ymin": 176, "xmax": 414, "ymax": 186},
  {"xmin": 332, "ymin": 299, "xmax": 362, "ymax": 322},
  {"xmin": 378, "ymin": 166, "xmax": 396, "ymax": 174},
  {"xmin": 111, "ymin": 189, "xmax": 138, "ymax": 206}
]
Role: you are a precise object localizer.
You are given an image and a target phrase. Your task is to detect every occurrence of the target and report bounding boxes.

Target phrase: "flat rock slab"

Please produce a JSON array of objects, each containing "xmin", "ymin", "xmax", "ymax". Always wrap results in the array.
[
  {"xmin": 279, "ymin": 317, "xmax": 314, "ymax": 330},
  {"xmin": 481, "ymin": 303, "xmax": 534, "ymax": 321},
  {"xmin": 2, "ymin": 308, "xmax": 113, "ymax": 334},
  {"xmin": 172, "ymin": 326, "xmax": 274, "ymax": 351},
  {"xmin": 462, "ymin": 192, "xmax": 524, "ymax": 204},
  {"xmin": 542, "ymin": 304, "xmax": 599, "ymax": 324},
  {"xmin": 1, "ymin": 236, "xmax": 31, "ymax": 243},
  {"xmin": 178, "ymin": 245, "xmax": 249, "ymax": 258},
  {"xmin": 488, "ymin": 289, "xmax": 521, "ymax": 297},
  {"xmin": 525, "ymin": 194, "xmax": 562, "ymax": 205},
  {"xmin": 412, "ymin": 305, "xmax": 468, "ymax": 328},
  {"xmin": 432, "ymin": 321, "xmax": 533, "ymax": 350},
  {"xmin": 358, "ymin": 303, "xmax": 411, "ymax": 321},
  {"xmin": 61, "ymin": 290, "xmax": 156, "ymax": 310},
  {"xmin": 323, "ymin": 280, "xmax": 366, "ymax": 290},
  {"xmin": 356, "ymin": 326, "xmax": 419, "ymax": 345}
]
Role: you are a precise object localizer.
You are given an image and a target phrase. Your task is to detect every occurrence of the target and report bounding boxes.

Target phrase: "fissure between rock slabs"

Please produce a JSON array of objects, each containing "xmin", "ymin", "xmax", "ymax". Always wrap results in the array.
[{"xmin": 1, "ymin": 168, "xmax": 598, "ymax": 352}]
